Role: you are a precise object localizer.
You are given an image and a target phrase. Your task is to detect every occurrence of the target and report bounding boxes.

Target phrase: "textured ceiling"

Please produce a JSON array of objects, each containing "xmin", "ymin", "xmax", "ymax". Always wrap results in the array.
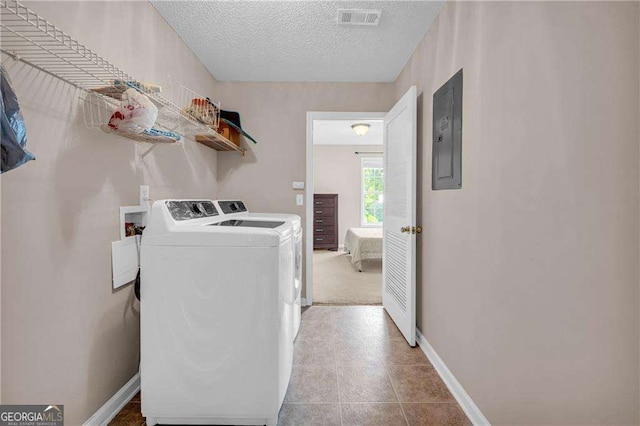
[
  {"xmin": 151, "ymin": 1, "xmax": 444, "ymax": 82},
  {"xmin": 313, "ymin": 120, "xmax": 383, "ymax": 145}
]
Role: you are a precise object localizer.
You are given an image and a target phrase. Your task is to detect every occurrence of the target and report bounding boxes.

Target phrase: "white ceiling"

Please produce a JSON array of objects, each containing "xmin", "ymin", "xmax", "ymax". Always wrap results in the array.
[
  {"xmin": 151, "ymin": 1, "xmax": 444, "ymax": 82},
  {"xmin": 313, "ymin": 120, "xmax": 383, "ymax": 145}
]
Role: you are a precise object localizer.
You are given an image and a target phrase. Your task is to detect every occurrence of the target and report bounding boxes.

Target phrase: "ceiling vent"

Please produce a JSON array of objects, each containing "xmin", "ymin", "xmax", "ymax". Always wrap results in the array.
[{"xmin": 337, "ymin": 9, "xmax": 381, "ymax": 26}]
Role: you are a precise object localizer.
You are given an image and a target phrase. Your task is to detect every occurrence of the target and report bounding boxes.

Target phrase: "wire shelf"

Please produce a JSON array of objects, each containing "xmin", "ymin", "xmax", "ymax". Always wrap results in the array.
[
  {"xmin": 176, "ymin": 85, "xmax": 221, "ymax": 131},
  {"xmin": 0, "ymin": 0, "xmax": 246, "ymax": 156},
  {"xmin": 0, "ymin": 0, "xmax": 132, "ymax": 90}
]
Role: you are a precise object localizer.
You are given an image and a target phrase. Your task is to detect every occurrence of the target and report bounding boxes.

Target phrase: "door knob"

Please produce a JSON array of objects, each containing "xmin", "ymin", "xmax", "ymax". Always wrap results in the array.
[
  {"xmin": 400, "ymin": 226, "xmax": 411, "ymax": 233},
  {"xmin": 412, "ymin": 226, "xmax": 422, "ymax": 234}
]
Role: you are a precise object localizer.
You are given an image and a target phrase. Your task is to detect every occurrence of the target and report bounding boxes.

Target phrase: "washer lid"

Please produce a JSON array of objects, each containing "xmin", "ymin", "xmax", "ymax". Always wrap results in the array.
[
  {"xmin": 210, "ymin": 220, "xmax": 285, "ymax": 228},
  {"xmin": 143, "ymin": 219, "xmax": 293, "ymax": 247}
]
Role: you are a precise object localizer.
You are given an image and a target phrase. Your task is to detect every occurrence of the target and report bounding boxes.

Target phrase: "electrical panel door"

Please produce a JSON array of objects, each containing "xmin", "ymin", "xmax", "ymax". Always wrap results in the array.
[{"xmin": 432, "ymin": 69, "xmax": 463, "ymax": 190}]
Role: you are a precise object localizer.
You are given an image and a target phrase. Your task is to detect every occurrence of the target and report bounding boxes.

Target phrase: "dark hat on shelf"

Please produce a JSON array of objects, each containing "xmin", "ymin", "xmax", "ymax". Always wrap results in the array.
[{"xmin": 220, "ymin": 110, "xmax": 258, "ymax": 144}]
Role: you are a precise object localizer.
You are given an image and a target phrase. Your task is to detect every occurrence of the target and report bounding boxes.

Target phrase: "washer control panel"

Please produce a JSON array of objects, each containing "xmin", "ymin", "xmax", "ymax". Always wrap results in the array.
[
  {"xmin": 218, "ymin": 200, "xmax": 247, "ymax": 214},
  {"xmin": 166, "ymin": 200, "xmax": 219, "ymax": 221}
]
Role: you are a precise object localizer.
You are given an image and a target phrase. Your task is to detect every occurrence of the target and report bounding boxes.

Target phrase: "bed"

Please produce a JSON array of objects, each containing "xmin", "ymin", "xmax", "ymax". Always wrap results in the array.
[{"xmin": 344, "ymin": 227, "xmax": 383, "ymax": 271}]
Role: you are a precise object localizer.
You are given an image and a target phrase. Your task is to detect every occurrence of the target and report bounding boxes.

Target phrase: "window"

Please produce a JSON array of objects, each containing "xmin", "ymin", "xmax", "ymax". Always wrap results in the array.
[{"xmin": 361, "ymin": 156, "xmax": 384, "ymax": 226}]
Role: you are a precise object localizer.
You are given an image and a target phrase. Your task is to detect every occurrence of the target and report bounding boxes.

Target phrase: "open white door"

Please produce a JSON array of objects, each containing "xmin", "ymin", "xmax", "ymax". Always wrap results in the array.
[{"xmin": 383, "ymin": 86, "xmax": 418, "ymax": 346}]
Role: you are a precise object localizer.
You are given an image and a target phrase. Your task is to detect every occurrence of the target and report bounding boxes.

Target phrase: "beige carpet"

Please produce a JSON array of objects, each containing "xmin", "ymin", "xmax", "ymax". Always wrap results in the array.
[{"xmin": 313, "ymin": 249, "xmax": 382, "ymax": 305}]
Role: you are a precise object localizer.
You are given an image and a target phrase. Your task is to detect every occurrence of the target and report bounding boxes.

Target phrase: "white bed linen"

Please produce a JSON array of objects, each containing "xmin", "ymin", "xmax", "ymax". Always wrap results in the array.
[{"xmin": 344, "ymin": 227, "xmax": 383, "ymax": 271}]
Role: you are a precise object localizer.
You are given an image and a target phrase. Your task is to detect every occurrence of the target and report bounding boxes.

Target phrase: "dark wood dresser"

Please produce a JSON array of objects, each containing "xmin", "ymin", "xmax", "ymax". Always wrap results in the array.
[{"xmin": 313, "ymin": 194, "xmax": 338, "ymax": 251}]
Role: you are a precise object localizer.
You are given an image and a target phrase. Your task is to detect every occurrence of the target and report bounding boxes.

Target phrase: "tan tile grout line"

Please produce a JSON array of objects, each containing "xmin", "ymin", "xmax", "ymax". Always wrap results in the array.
[
  {"xmin": 384, "ymin": 363, "xmax": 410, "ymax": 426},
  {"xmin": 400, "ymin": 402, "xmax": 461, "ymax": 404},
  {"xmin": 374, "ymin": 305, "xmax": 411, "ymax": 426},
  {"xmin": 331, "ymin": 308, "xmax": 344, "ymax": 426},
  {"xmin": 368, "ymin": 308, "xmax": 410, "ymax": 426}
]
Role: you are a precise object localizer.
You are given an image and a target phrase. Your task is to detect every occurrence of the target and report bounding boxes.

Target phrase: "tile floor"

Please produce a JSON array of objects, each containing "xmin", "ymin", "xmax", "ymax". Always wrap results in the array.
[{"xmin": 110, "ymin": 306, "xmax": 470, "ymax": 426}]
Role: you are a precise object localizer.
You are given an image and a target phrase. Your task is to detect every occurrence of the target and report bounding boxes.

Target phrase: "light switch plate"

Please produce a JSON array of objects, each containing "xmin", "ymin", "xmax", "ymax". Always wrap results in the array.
[
  {"xmin": 296, "ymin": 194, "xmax": 304, "ymax": 206},
  {"xmin": 293, "ymin": 181, "xmax": 305, "ymax": 190}
]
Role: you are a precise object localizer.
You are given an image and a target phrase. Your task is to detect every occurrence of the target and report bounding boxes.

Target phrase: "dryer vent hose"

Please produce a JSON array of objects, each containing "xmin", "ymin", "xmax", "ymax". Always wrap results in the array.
[
  {"xmin": 132, "ymin": 225, "xmax": 144, "ymax": 302},
  {"xmin": 134, "ymin": 271, "xmax": 141, "ymax": 301}
]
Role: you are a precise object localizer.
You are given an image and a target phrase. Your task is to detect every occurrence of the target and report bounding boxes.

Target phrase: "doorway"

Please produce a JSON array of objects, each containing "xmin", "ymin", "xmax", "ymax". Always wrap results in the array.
[{"xmin": 305, "ymin": 112, "xmax": 385, "ymax": 305}]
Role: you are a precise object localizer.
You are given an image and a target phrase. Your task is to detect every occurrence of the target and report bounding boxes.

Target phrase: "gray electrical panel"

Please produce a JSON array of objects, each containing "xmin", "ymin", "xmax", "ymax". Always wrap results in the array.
[{"xmin": 432, "ymin": 69, "xmax": 463, "ymax": 190}]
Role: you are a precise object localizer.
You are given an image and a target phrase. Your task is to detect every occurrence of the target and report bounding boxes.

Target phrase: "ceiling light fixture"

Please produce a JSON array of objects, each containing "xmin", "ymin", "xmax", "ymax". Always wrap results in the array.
[{"xmin": 351, "ymin": 123, "xmax": 370, "ymax": 136}]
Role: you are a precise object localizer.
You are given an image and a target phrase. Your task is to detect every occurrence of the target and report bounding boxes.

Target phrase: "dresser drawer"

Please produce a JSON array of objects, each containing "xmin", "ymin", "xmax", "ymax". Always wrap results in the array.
[
  {"xmin": 313, "ymin": 207, "xmax": 335, "ymax": 218},
  {"xmin": 314, "ymin": 217, "xmax": 337, "ymax": 227},
  {"xmin": 313, "ymin": 234, "xmax": 336, "ymax": 245},
  {"xmin": 314, "ymin": 225, "xmax": 335, "ymax": 236},
  {"xmin": 313, "ymin": 197, "xmax": 335, "ymax": 208}
]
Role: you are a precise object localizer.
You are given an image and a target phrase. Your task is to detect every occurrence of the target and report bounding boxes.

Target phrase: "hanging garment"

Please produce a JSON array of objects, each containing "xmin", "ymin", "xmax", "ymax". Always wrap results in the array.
[{"xmin": 1, "ymin": 64, "xmax": 34, "ymax": 173}]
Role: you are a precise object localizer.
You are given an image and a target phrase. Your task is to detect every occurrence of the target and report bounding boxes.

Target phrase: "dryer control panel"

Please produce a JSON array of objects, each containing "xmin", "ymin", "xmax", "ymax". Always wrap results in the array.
[
  {"xmin": 218, "ymin": 200, "xmax": 247, "ymax": 214},
  {"xmin": 166, "ymin": 201, "xmax": 219, "ymax": 221}
]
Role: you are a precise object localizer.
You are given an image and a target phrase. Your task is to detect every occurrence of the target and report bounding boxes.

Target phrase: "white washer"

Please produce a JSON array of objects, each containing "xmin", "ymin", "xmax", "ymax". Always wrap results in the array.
[
  {"xmin": 214, "ymin": 200, "xmax": 302, "ymax": 339},
  {"xmin": 140, "ymin": 200, "xmax": 294, "ymax": 426}
]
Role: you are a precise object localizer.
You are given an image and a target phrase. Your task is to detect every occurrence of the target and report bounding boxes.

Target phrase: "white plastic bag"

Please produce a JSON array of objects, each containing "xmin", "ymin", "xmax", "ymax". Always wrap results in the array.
[{"xmin": 107, "ymin": 88, "xmax": 158, "ymax": 133}]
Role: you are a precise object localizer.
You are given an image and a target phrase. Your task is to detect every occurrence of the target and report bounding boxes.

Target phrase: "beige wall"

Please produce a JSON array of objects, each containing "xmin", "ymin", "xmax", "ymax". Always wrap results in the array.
[
  {"xmin": 314, "ymin": 145, "xmax": 382, "ymax": 246},
  {"xmin": 214, "ymin": 82, "xmax": 395, "ymax": 296},
  {"xmin": 394, "ymin": 1, "xmax": 640, "ymax": 424},
  {"xmin": 1, "ymin": 2, "xmax": 222, "ymax": 424}
]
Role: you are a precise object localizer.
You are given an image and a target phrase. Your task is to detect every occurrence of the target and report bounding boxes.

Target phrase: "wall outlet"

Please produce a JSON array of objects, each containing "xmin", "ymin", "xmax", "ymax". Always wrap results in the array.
[
  {"xmin": 139, "ymin": 185, "xmax": 150, "ymax": 206},
  {"xmin": 293, "ymin": 181, "xmax": 305, "ymax": 190},
  {"xmin": 296, "ymin": 194, "xmax": 304, "ymax": 206}
]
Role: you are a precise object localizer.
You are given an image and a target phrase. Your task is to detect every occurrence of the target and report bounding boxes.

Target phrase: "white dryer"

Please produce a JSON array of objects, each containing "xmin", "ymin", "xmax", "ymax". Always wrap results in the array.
[
  {"xmin": 214, "ymin": 200, "xmax": 302, "ymax": 339},
  {"xmin": 140, "ymin": 200, "xmax": 294, "ymax": 426}
]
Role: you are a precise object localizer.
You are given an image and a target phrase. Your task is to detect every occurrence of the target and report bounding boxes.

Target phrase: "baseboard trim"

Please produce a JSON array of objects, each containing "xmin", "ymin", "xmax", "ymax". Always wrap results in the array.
[
  {"xmin": 83, "ymin": 372, "xmax": 140, "ymax": 426},
  {"xmin": 416, "ymin": 329, "xmax": 490, "ymax": 425}
]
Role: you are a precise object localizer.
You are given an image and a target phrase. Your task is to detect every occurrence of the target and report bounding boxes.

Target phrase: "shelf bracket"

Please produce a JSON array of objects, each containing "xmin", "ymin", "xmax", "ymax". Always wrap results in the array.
[
  {"xmin": 140, "ymin": 144, "xmax": 157, "ymax": 160},
  {"xmin": 7, "ymin": 50, "xmax": 20, "ymax": 61}
]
